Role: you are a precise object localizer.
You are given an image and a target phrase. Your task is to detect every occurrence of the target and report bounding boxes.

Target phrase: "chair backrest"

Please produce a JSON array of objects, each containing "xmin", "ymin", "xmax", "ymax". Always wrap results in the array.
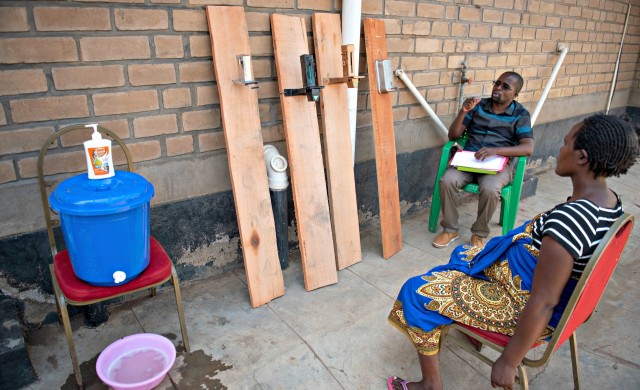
[
  {"xmin": 37, "ymin": 124, "xmax": 134, "ymax": 258},
  {"xmin": 548, "ymin": 213, "xmax": 634, "ymax": 351}
]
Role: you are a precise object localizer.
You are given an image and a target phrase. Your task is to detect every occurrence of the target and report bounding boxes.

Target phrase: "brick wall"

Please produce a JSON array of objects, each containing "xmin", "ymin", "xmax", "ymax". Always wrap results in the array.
[{"xmin": 0, "ymin": 0, "xmax": 638, "ymax": 239}]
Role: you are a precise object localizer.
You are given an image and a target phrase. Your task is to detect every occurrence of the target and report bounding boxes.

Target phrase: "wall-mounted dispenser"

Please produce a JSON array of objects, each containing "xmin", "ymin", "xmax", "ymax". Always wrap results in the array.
[
  {"xmin": 284, "ymin": 54, "xmax": 324, "ymax": 102},
  {"xmin": 375, "ymin": 59, "xmax": 396, "ymax": 93},
  {"xmin": 233, "ymin": 54, "xmax": 258, "ymax": 88},
  {"xmin": 327, "ymin": 44, "xmax": 364, "ymax": 88}
]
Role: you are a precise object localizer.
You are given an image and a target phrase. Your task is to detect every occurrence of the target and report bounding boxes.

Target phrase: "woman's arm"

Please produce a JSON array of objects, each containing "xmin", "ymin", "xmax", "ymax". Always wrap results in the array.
[{"xmin": 490, "ymin": 236, "xmax": 574, "ymax": 389}]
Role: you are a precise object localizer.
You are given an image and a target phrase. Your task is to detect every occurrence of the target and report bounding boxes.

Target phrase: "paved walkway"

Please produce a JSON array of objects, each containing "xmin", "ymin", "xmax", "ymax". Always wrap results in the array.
[{"xmin": 24, "ymin": 163, "xmax": 640, "ymax": 389}]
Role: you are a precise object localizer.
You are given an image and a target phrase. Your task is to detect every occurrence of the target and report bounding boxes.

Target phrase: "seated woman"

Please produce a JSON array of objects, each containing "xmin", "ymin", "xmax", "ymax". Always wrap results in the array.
[{"xmin": 387, "ymin": 114, "xmax": 639, "ymax": 390}]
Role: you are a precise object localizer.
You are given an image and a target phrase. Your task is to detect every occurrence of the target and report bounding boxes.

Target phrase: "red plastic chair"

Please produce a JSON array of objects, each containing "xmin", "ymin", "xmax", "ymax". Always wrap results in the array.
[
  {"xmin": 38, "ymin": 125, "xmax": 190, "ymax": 389},
  {"xmin": 439, "ymin": 213, "xmax": 634, "ymax": 390}
]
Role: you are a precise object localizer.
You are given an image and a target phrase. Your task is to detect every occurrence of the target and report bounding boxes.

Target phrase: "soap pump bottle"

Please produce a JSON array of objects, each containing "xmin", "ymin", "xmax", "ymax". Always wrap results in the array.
[{"xmin": 83, "ymin": 124, "xmax": 114, "ymax": 179}]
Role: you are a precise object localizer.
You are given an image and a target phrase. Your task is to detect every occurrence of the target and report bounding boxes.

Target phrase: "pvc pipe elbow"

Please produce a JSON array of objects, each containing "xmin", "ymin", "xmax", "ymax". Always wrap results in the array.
[{"xmin": 263, "ymin": 145, "xmax": 289, "ymax": 190}]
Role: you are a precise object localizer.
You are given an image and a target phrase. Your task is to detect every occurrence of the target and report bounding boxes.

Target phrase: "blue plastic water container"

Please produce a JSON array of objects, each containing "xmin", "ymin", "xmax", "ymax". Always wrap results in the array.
[{"xmin": 49, "ymin": 171, "xmax": 155, "ymax": 286}]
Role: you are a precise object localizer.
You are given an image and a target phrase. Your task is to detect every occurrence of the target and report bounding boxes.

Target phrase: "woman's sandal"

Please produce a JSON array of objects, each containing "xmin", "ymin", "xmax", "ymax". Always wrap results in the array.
[{"xmin": 387, "ymin": 375, "xmax": 411, "ymax": 390}]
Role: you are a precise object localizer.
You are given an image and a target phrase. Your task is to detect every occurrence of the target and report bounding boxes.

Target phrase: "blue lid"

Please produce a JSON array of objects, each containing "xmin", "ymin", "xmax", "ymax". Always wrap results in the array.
[{"xmin": 49, "ymin": 171, "xmax": 154, "ymax": 216}]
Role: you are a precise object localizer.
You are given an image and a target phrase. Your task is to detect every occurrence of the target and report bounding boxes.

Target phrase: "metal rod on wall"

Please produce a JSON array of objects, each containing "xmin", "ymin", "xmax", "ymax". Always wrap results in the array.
[
  {"xmin": 605, "ymin": 1, "xmax": 631, "ymax": 115},
  {"xmin": 394, "ymin": 69, "xmax": 449, "ymax": 137},
  {"xmin": 531, "ymin": 44, "xmax": 569, "ymax": 127}
]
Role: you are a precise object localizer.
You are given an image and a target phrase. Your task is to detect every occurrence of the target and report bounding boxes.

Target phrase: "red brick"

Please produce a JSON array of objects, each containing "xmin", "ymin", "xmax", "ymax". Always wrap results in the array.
[
  {"xmin": 128, "ymin": 64, "xmax": 176, "ymax": 86},
  {"xmin": 198, "ymin": 132, "xmax": 226, "ymax": 152},
  {"xmin": 0, "ymin": 70, "xmax": 47, "ymax": 96},
  {"xmin": 166, "ymin": 135, "xmax": 194, "ymax": 156},
  {"xmin": 127, "ymin": 140, "xmax": 162, "ymax": 163},
  {"xmin": 163, "ymin": 88, "xmax": 192, "ymax": 109},
  {"xmin": 470, "ymin": 25, "xmax": 491, "ymax": 38},
  {"xmin": 402, "ymin": 21, "xmax": 431, "ymax": 35},
  {"xmin": 80, "ymin": 37, "xmax": 150, "ymax": 61},
  {"xmin": 196, "ymin": 86, "xmax": 220, "ymax": 106},
  {"xmin": 115, "ymin": 9, "xmax": 168, "ymax": 30},
  {"xmin": 246, "ymin": 12, "xmax": 271, "ymax": 32},
  {"xmin": 385, "ymin": 1, "xmax": 416, "ymax": 17},
  {"xmin": 495, "ymin": 0, "xmax": 515, "ymax": 9},
  {"xmin": 298, "ymin": 0, "xmax": 331, "ymax": 10},
  {"xmin": 133, "ymin": 114, "xmax": 178, "ymax": 137},
  {"xmin": 249, "ymin": 36, "xmax": 274, "ymax": 56},
  {"xmin": 93, "ymin": 90, "xmax": 159, "ymax": 116},
  {"xmin": 189, "ymin": 0, "xmax": 241, "ymax": 5},
  {"xmin": 384, "ymin": 19, "xmax": 402, "ymax": 34},
  {"xmin": 252, "ymin": 59, "xmax": 272, "ymax": 78},
  {"xmin": 182, "ymin": 109, "xmax": 221, "ymax": 131},
  {"xmin": 412, "ymin": 72, "xmax": 439, "ymax": 87},
  {"xmin": 154, "ymin": 35, "xmax": 184, "ymax": 58},
  {"xmin": 189, "ymin": 36, "xmax": 212, "ymax": 58},
  {"xmin": 459, "ymin": 7, "xmax": 481, "ymax": 21},
  {"xmin": 0, "ymin": 127, "xmax": 54, "ymax": 155},
  {"xmin": 257, "ymin": 81, "xmax": 278, "ymax": 99},
  {"xmin": 0, "ymin": 38, "xmax": 77, "ymax": 64},
  {"xmin": 451, "ymin": 23, "xmax": 468, "ymax": 37},
  {"xmin": 417, "ymin": 3, "xmax": 444, "ymax": 19},
  {"xmin": 261, "ymin": 124, "xmax": 285, "ymax": 143},
  {"xmin": 248, "ymin": 0, "xmax": 293, "ymax": 8},
  {"xmin": 0, "ymin": 160, "xmax": 16, "ymax": 184},
  {"xmin": 60, "ymin": 119, "xmax": 130, "ymax": 147},
  {"xmin": 416, "ymin": 38, "xmax": 442, "ymax": 53},
  {"xmin": 34, "ymin": 7, "xmax": 110, "ymax": 31},
  {"xmin": 0, "ymin": 105, "xmax": 6, "ymax": 125},
  {"xmin": 0, "ymin": 7, "xmax": 29, "ymax": 32},
  {"xmin": 431, "ymin": 21, "xmax": 449, "ymax": 36},
  {"xmin": 363, "ymin": 0, "xmax": 383, "ymax": 15},
  {"xmin": 401, "ymin": 57, "xmax": 429, "ymax": 71},
  {"xmin": 52, "ymin": 65, "xmax": 124, "ymax": 90},
  {"xmin": 259, "ymin": 103, "xmax": 272, "ymax": 123},
  {"xmin": 18, "ymin": 151, "xmax": 85, "ymax": 178},
  {"xmin": 10, "ymin": 96, "xmax": 89, "ymax": 123},
  {"xmin": 173, "ymin": 10, "xmax": 208, "ymax": 32},
  {"xmin": 387, "ymin": 37, "xmax": 415, "ymax": 53},
  {"xmin": 179, "ymin": 62, "xmax": 215, "ymax": 83},
  {"xmin": 483, "ymin": 9, "xmax": 503, "ymax": 23}
]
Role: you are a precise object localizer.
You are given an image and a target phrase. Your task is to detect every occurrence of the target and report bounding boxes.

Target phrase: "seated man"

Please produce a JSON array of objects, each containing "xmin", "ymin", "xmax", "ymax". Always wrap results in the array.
[{"xmin": 433, "ymin": 71, "xmax": 534, "ymax": 249}]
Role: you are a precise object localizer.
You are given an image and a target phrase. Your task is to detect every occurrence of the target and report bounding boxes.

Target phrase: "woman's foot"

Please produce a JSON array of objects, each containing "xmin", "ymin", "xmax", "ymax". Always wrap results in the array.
[{"xmin": 387, "ymin": 376, "xmax": 440, "ymax": 390}]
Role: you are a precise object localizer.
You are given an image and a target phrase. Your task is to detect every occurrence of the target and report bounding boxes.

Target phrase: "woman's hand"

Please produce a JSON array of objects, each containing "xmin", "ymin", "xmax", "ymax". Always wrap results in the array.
[{"xmin": 491, "ymin": 355, "xmax": 517, "ymax": 389}]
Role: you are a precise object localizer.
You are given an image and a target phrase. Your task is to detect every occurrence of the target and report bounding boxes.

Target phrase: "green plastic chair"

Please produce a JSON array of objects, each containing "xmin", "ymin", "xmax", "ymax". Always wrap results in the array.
[{"xmin": 428, "ymin": 133, "xmax": 527, "ymax": 236}]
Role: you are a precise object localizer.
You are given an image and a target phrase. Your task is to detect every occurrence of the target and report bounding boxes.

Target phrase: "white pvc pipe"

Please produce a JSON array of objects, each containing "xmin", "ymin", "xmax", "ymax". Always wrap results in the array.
[
  {"xmin": 263, "ymin": 145, "xmax": 289, "ymax": 190},
  {"xmin": 530, "ymin": 44, "xmax": 568, "ymax": 127},
  {"xmin": 605, "ymin": 2, "xmax": 631, "ymax": 115},
  {"xmin": 342, "ymin": 0, "xmax": 361, "ymax": 163},
  {"xmin": 394, "ymin": 69, "xmax": 449, "ymax": 136}
]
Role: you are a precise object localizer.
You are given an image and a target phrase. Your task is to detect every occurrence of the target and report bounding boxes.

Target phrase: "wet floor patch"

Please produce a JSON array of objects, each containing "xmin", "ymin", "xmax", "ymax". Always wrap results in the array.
[
  {"xmin": 61, "ymin": 353, "xmax": 107, "ymax": 390},
  {"xmin": 171, "ymin": 349, "xmax": 233, "ymax": 389}
]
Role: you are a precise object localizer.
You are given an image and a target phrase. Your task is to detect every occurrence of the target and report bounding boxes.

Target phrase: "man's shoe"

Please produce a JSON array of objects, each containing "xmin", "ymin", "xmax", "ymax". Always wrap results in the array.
[
  {"xmin": 432, "ymin": 232, "xmax": 460, "ymax": 248},
  {"xmin": 470, "ymin": 234, "xmax": 485, "ymax": 248}
]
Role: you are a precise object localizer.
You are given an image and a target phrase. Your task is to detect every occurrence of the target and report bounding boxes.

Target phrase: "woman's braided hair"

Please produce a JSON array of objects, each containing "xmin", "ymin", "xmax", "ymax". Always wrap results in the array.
[{"xmin": 573, "ymin": 114, "xmax": 639, "ymax": 178}]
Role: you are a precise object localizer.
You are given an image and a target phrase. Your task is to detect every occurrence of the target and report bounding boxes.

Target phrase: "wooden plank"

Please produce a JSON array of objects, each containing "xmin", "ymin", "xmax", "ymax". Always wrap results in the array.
[
  {"xmin": 206, "ymin": 6, "xmax": 284, "ymax": 307},
  {"xmin": 270, "ymin": 14, "xmax": 338, "ymax": 290},
  {"xmin": 363, "ymin": 18, "xmax": 402, "ymax": 259},
  {"xmin": 311, "ymin": 13, "xmax": 362, "ymax": 270}
]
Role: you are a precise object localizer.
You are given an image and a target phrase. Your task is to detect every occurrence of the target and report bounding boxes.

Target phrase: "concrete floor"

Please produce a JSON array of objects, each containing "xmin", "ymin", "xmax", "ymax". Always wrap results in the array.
[{"xmin": 23, "ymin": 164, "xmax": 640, "ymax": 389}]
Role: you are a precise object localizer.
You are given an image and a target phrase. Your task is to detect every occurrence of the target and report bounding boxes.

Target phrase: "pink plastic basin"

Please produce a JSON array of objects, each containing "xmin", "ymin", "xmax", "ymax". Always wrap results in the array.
[{"xmin": 96, "ymin": 333, "xmax": 176, "ymax": 390}]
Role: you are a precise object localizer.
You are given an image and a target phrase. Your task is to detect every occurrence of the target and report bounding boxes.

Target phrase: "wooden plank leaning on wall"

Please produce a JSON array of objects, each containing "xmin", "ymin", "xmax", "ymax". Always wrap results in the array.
[
  {"xmin": 363, "ymin": 17, "xmax": 402, "ymax": 259},
  {"xmin": 206, "ymin": 5, "xmax": 284, "ymax": 307},
  {"xmin": 311, "ymin": 13, "xmax": 362, "ymax": 270},
  {"xmin": 271, "ymin": 13, "xmax": 338, "ymax": 290}
]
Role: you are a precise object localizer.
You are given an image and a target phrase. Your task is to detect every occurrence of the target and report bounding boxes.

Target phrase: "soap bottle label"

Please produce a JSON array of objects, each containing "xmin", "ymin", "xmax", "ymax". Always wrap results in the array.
[{"xmin": 88, "ymin": 146, "xmax": 111, "ymax": 176}]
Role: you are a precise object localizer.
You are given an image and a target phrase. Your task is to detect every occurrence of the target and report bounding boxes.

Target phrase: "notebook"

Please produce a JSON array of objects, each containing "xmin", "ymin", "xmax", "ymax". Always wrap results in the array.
[{"xmin": 450, "ymin": 150, "xmax": 508, "ymax": 175}]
